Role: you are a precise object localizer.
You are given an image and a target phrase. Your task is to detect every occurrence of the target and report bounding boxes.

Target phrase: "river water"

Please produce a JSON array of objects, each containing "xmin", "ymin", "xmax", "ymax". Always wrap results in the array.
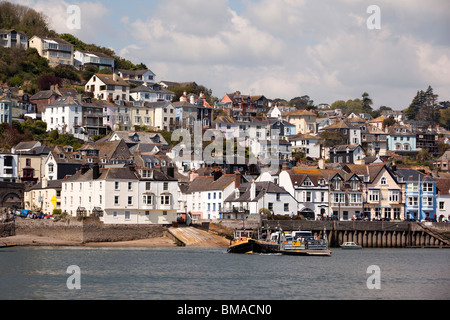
[{"xmin": 0, "ymin": 246, "xmax": 449, "ymax": 300}]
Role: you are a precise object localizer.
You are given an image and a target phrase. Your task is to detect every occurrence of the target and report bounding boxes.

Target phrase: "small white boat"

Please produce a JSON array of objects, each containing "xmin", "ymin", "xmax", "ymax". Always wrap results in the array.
[{"xmin": 340, "ymin": 242, "xmax": 362, "ymax": 249}]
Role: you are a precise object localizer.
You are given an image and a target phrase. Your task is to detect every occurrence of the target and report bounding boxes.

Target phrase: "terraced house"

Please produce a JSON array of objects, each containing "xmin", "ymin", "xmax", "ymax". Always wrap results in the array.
[
  {"xmin": 394, "ymin": 168, "xmax": 437, "ymax": 221},
  {"xmin": 344, "ymin": 164, "xmax": 404, "ymax": 220}
]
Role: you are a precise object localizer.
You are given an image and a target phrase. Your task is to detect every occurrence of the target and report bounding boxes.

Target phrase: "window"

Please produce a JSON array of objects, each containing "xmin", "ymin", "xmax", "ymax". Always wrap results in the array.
[
  {"xmin": 384, "ymin": 208, "xmax": 391, "ymax": 219},
  {"xmin": 408, "ymin": 183, "xmax": 418, "ymax": 192},
  {"xmin": 143, "ymin": 195, "xmax": 153, "ymax": 205},
  {"xmin": 115, "ymin": 181, "xmax": 120, "ymax": 190},
  {"xmin": 304, "ymin": 191, "xmax": 312, "ymax": 202},
  {"xmin": 276, "ymin": 193, "xmax": 281, "ymax": 201},
  {"xmin": 125, "ymin": 211, "xmax": 131, "ymax": 220},
  {"xmin": 394, "ymin": 208, "xmax": 401, "ymax": 220},
  {"xmin": 332, "ymin": 193, "xmax": 345, "ymax": 203},
  {"xmin": 128, "ymin": 196, "xmax": 133, "ymax": 205},
  {"xmin": 369, "ymin": 190, "xmax": 380, "ymax": 202},
  {"xmin": 389, "ymin": 190, "xmax": 400, "ymax": 202},
  {"xmin": 439, "ymin": 202, "xmax": 445, "ymax": 210},
  {"xmin": 163, "ymin": 182, "xmax": 168, "ymax": 191},
  {"xmin": 408, "ymin": 196, "xmax": 418, "ymax": 206},
  {"xmin": 349, "ymin": 193, "xmax": 362, "ymax": 204},
  {"xmin": 380, "ymin": 177, "xmax": 387, "ymax": 185},
  {"xmin": 352, "ymin": 181, "xmax": 358, "ymax": 191},
  {"xmin": 128, "ymin": 182, "xmax": 132, "ymax": 191},
  {"xmin": 423, "ymin": 197, "xmax": 433, "ymax": 207},
  {"xmin": 114, "ymin": 196, "xmax": 119, "ymax": 205},
  {"xmin": 423, "ymin": 183, "xmax": 433, "ymax": 193},
  {"xmin": 284, "ymin": 203, "xmax": 289, "ymax": 212},
  {"xmin": 161, "ymin": 195, "xmax": 171, "ymax": 205},
  {"xmin": 333, "ymin": 179, "xmax": 340, "ymax": 190},
  {"xmin": 268, "ymin": 203, "xmax": 273, "ymax": 211}
]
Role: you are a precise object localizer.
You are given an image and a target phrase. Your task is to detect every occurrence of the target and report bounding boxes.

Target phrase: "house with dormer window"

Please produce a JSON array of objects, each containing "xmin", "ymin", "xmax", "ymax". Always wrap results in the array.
[
  {"xmin": 329, "ymin": 171, "xmax": 364, "ymax": 221},
  {"xmin": 278, "ymin": 168, "xmax": 330, "ymax": 220}
]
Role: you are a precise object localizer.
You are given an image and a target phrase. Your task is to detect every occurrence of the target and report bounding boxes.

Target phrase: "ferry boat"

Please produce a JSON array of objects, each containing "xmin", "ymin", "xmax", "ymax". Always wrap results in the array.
[
  {"xmin": 227, "ymin": 229, "xmax": 255, "ymax": 254},
  {"xmin": 279, "ymin": 230, "xmax": 331, "ymax": 256},
  {"xmin": 340, "ymin": 242, "xmax": 362, "ymax": 249}
]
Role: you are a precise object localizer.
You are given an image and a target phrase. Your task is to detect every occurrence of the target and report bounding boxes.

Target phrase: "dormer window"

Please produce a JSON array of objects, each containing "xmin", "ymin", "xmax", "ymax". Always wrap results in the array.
[{"xmin": 59, "ymin": 153, "xmax": 65, "ymax": 159}]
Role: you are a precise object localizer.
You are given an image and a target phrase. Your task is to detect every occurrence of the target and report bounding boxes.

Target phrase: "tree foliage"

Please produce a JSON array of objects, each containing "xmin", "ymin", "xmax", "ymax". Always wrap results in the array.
[{"xmin": 404, "ymin": 86, "xmax": 440, "ymax": 126}]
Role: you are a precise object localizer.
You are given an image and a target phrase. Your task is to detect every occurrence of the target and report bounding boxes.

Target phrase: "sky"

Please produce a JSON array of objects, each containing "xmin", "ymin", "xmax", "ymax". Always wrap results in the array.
[{"xmin": 13, "ymin": 0, "xmax": 450, "ymax": 110}]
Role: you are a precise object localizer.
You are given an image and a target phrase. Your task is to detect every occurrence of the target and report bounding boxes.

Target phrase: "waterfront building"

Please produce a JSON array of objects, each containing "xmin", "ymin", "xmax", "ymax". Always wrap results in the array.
[
  {"xmin": 436, "ymin": 178, "xmax": 450, "ymax": 222},
  {"xmin": 328, "ymin": 171, "xmax": 364, "ymax": 221},
  {"xmin": 12, "ymin": 141, "xmax": 51, "ymax": 185},
  {"xmin": 61, "ymin": 164, "xmax": 178, "ymax": 224},
  {"xmin": 223, "ymin": 179, "xmax": 298, "ymax": 219},
  {"xmin": 24, "ymin": 178, "xmax": 62, "ymax": 215},
  {"xmin": 0, "ymin": 151, "xmax": 18, "ymax": 182},
  {"xmin": 394, "ymin": 168, "xmax": 437, "ymax": 221},
  {"xmin": 278, "ymin": 168, "xmax": 330, "ymax": 220},
  {"xmin": 183, "ymin": 170, "xmax": 237, "ymax": 220},
  {"xmin": 344, "ymin": 163, "xmax": 404, "ymax": 220}
]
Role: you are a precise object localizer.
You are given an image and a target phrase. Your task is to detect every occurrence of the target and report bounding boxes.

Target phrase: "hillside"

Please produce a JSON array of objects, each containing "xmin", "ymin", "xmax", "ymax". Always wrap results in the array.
[{"xmin": 0, "ymin": 1, "xmax": 147, "ymax": 94}]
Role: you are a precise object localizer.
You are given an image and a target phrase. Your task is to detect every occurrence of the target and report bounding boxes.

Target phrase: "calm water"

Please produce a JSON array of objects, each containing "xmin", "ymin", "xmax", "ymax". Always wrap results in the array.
[{"xmin": 0, "ymin": 246, "xmax": 449, "ymax": 300}]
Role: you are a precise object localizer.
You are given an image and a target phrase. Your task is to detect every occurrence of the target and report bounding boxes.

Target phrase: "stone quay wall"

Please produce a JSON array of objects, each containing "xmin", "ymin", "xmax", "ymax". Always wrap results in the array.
[{"xmin": 9, "ymin": 217, "xmax": 165, "ymax": 243}]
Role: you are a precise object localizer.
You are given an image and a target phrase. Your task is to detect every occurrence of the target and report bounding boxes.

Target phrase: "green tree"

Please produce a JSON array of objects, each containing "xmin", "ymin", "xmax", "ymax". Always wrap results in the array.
[
  {"xmin": 440, "ymin": 108, "xmax": 450, "ymax": 130},
  {"xmin": 361, "ymin": 92, "xmax": 373, "ymax": 113}
]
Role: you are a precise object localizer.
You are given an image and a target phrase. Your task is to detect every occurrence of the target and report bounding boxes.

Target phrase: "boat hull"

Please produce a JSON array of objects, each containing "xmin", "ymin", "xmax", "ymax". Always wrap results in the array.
[
  {"xmin": 280, "ymin": 249, "xmax": 331, "ymax": 256},
  {"xmin": 227, "ymin": 240, "xmax": 254, "ymax": 254},
  {"xmin": 252, "ymin": 241, "xmax": 279, "ymax": 254}
]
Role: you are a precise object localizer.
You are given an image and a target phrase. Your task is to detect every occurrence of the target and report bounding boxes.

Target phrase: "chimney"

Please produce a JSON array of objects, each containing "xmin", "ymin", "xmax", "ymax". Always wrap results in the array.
[
  {"xmin": 81, "ymin": 164, "xmax": 89, "ymax": 175},
  {"xmin": 318, "ymin": 158, "xmax": 325, "ymax": 170},
  {"xmin": 250, "ymin": 180, "xmax": 256, "ymax": 201},
  {"xmin": 42, "ymin": 176, "xmax": 48, "ymax": 189},
  {"xmin": 113, "ymin": 73, "xmax": 118, "ymax": 82},
  {"xmin": 92, "ymin": 162, "xmax": 100, "ymax": 180},
  {"xmin": 189, "ymin": 170, "xmax": 199, "ymax": 182},
  {"xmin": 213, "ymin": 169, "xmax": 223, "ymax": 181},
  {"xmin": 235, "ymin": 171, "xmax": 241, "ymax": 188},
  {"xmin": 167, "ymin": 165, "xmax": 175, "ymax": 178},
  {"xmin": 190, "ymin": 95, "xmax": 195, "ymax": 105}
]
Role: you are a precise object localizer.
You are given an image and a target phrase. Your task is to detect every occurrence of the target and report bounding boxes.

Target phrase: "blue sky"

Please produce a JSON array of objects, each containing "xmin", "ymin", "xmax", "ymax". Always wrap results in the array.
[{"xmin": 13, "ymin": 0, "xmax": 450, "ymax": 109}]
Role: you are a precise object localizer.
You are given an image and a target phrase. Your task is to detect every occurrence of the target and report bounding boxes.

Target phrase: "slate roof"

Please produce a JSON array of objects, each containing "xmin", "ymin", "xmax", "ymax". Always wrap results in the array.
[
  {"xmin": 224, "ymin": 181, "xmax": 289, "ymax": 203},
  {"xmin": 186, "ymin": 174, "xmax": 236, "ymax": 193},
  {"xmin": 436, "ymin": 178, "xmax": 450, "ymax": 196}
]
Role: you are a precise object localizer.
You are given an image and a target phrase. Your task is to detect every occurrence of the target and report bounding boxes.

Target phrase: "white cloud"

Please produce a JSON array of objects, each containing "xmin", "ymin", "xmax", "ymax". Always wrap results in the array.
[{"xmin": 16, "ymin": 0, "xmax": 450, "ymax": 108}]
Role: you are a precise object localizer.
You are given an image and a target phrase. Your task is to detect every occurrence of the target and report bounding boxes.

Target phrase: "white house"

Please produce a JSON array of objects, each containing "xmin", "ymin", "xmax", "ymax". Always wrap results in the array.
[
  {"xmin": 223, "ymin": 180, "xmax": 298, "ymax": 219},
  {"xmin": 288, "ymin": 133, "xmax": 321, "ymax": 159},
  {"xmin": 42, "ymin": 96, "xmax": 81, "ymax": 135},
  {"xmin": 85, "ymin": 73, "xmax": 130, "ymax": 101},
  {"xmin": 0, "ymin": 29, "xmax": 28, "ymax": 49},
  {"xmin": 130, "ymin": 83, "xmax": 175, "ymax": 103},
  {"xmin": 436, "ymin": 178, "xmax": 450, "ymax": 222},
  {"xmin": 183, "ymin": 171, "xmax": 238, "ymax": 220},
  {"xmin": 116, "ymin": 69, "xmax": 156, "ymax": 85},
  {"xmin": 61, "ymin": 164, "xmax": 178, "ymax": 225},
  {"xmin": 74, "ymin": 50, "xmax": 115, "ymax": 70},
  {"xmin": 0, "ymin": 151, "xmax": 18, "ymax": 182},
  {"xmin": 278, "ymin": 169, "xmax": 330, "ymax": 220}
]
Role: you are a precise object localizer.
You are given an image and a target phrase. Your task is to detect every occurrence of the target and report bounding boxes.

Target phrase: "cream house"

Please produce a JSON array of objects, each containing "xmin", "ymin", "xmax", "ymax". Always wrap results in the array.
[
  {"xmin": 282, "ymin": 110, "xmax": 317, "ymax": 135},
  {"xmin": 85, "ymin": 73, "xmax": 130, "ymax": 101},
  {"xmin": 25, "ymin": 179, "xmax": 62, "ymax": 215},
  {"xmin": 28, "ymin": 36, "xmax": 74, "ymax": 66}
]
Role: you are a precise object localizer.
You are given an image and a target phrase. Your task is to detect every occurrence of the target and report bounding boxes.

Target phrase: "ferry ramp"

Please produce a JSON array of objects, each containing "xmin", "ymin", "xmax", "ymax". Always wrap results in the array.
[{"xmin": 167, "ymin": 227, "xmax": 230, "ymax": 247}]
